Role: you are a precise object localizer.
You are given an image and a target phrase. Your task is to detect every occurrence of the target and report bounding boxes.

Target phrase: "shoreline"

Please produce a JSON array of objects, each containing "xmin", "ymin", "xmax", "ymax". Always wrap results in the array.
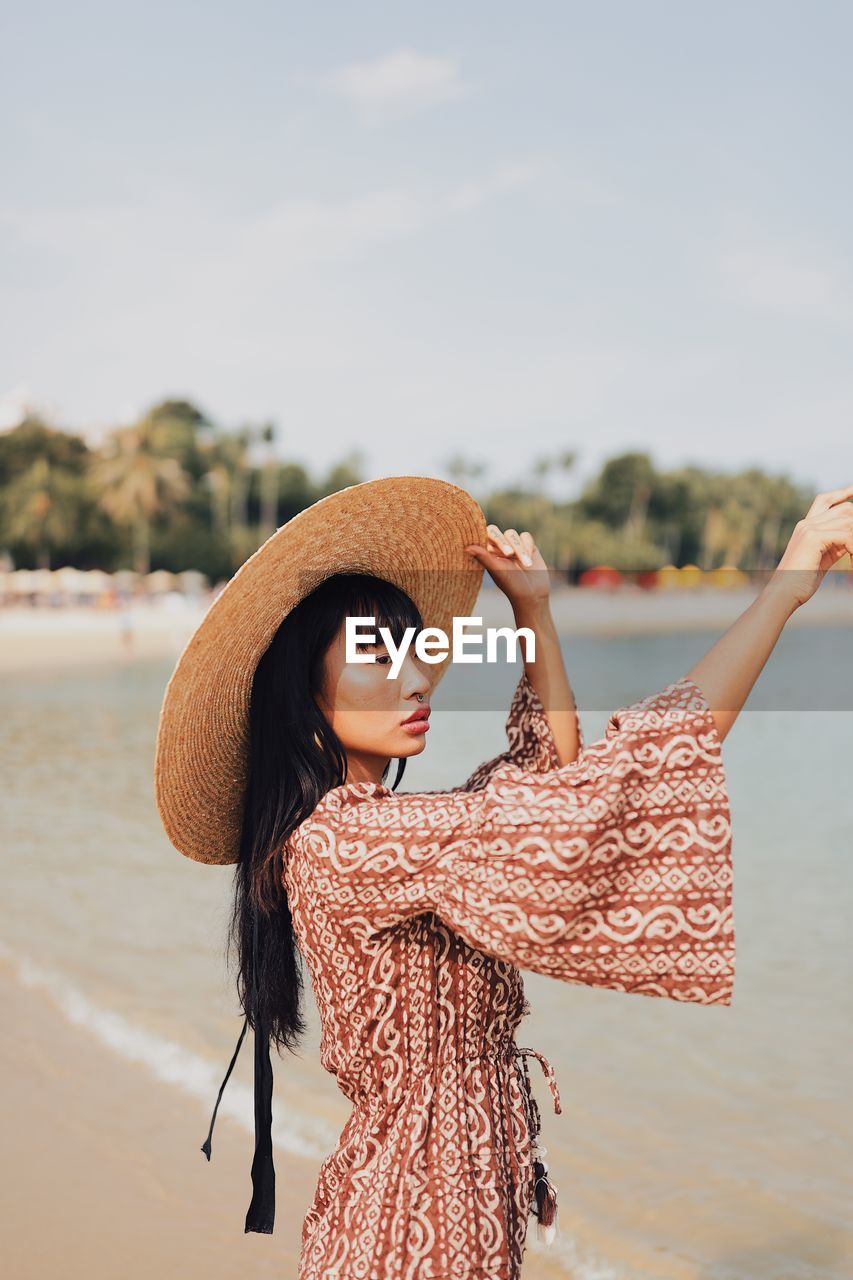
[
  {"xmin": 0, "ymin": 960, "xmax": 308, "ymax": 1279},
  {"xmin": 1, "ymin": 957, "xmax": 575, "ymax": 1280},
  {"xmin": 1, "ymin": 584, "xmax": 851, "ymax": 675}
]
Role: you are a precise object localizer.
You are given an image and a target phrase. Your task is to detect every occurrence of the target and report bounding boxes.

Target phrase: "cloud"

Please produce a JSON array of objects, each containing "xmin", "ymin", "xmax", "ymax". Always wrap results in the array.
[
  {"xmin": 442, "ymin": 159, "xmax": 544, "ymax": 214},
  {"xmin": 0, "ymin": 156, "xmax": 543, "ymax": 332},
  {"xmin": 717, "ymin": 239, "xmax": 849, "ymax": 320},
  {"xmin": 255, "ymin": 160, "xmax": 540, "ymax": 269},
  {"xmin": 0, "ymin": 385, "xmax": 58, "ymax": 430},
  {"xmin": 205, "ymin": 159, "xmax": 543, "ymax": 282},
  {"xmin": 316, "ymin": 48, "xmax": 466, "ymax": 117}
]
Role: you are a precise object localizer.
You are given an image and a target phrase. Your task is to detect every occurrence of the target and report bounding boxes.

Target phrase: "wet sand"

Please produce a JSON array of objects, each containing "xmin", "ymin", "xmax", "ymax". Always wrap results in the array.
[
  {"xmin": 1, "ymin": 966, "xmax": 572, "ymax": 1279},
  {"xmin": 3, "ymin": 580, "xmax": 851, "ymax": 1279},
  {"xmin": 0, "ymin": 964, "xmax": 309, "ymax": 1278}
]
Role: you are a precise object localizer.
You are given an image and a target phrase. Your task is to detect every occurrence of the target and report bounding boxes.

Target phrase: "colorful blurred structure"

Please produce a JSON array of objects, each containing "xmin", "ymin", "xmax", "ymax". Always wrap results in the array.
[
  {"xmin": 0, "ymin": 568, "xmax": 213, "ymax": 607},
  {"xmin": 1, "ymin": 557, "xmax": 849, "ymax": 609}
]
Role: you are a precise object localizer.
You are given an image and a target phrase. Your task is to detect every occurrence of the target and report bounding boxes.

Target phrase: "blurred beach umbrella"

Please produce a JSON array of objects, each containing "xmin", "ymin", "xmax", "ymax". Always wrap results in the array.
[
  {"xmin": 677, "ymin": 564, "xmax": 704, "ymax": 588},
  {"xmin": 53, "ymin": 565, "xmax": 90, "ymax": 602},
  {"xmin": 32, "ymin": 568, "xmax": 55, "ymax": 598},
  {"xmin": 710, "ymin": 565, "xmax": 748, "ymax": 589},
  {"xmin": 146, "ymin": 569, "xmax": 179, "ymax": 595},
  {"xmin": 12, "ymin": 567, "xmax": 54, "ymax": 601},
  {"xmin": 53, "ymin": 565, "xmax": 88, "ymax": 590},
  {"xmin": 12, "ymin": 569, "xmax": 36, "ymax": 597},
  {"xmin": 578, "ymin": 565, "xmax": 623, "ymax": 589},
  {"xmin": 85, "ymin": 569, "xmax": 112, "ymax": 597},
  {"xmin": 113, "ymin": 568, "xmax": 138, "ymax": 595},
  {"xmin": 177, "ymin": 569, "xmax": 209, "ymax": 596}
]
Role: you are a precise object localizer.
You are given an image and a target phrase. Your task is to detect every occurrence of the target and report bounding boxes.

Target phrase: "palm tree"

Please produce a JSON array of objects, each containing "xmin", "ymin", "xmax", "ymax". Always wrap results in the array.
[
  {"xmin": 229, "ymin": 426, "xmax": 255, "ymax": 560},
  {"xmin": 443, "ymin": 454, "xmax": 488, "ymax": 504},
  {"xmin": 530, "ymin": 450, "xmax": 577, "ymax": 571},
  {"xmin": 258, "ymin": 420, "xmax": 280, "ymax": 540},
  {"xmin": 93, "ymin": 420, "xmax": 191, "ymax": 575},
  {"xmin": 3, "ymin": 456, "xmax": 81, "ymax": 569},
  {"xmin": 202, "ymin": 461, "xmax": 231, "ymax": 534}
]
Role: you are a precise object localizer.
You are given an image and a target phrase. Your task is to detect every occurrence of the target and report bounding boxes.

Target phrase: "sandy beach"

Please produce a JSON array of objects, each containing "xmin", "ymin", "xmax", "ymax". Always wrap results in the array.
[
  {"xmin": 0, "ymin": 962, "xmax": 307, "ymax": 1279},
  {"xmin": 1, "ymin": 961, "xmax": 575, "ymax": 1280},
  {"xmin": 1, "ymin": 580, "xmax": 851, "ymax": 674},
  {"xmin": 3, "ymin": 580, "xmax": 851, "ymax": 1280},
  {"xmin": 3, "ymin": 581, "xmax": 845, "ymax": 1280}
]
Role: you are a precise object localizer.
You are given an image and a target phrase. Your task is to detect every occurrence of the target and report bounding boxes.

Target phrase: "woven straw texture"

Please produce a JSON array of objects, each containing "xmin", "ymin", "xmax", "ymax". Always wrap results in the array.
[{"xmin": 154, "ymin": 475, "xmax": 488, "ymax": 865}]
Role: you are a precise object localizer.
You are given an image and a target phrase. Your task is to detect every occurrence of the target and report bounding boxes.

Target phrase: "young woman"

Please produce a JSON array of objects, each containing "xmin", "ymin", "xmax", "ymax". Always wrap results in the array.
[{"xmin": 154, "ymin": 476, "xmax": 853, "ymax": 1280}]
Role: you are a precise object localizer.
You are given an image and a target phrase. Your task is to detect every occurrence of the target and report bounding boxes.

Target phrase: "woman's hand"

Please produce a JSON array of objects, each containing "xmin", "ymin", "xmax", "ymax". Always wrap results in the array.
[
  {"xmin": 464, "ymin": 525, "xmax": 550, "ymax": 617},
  {"xmin": 764, "ymin": 485, "xmax": 853, "ymax": 611}
]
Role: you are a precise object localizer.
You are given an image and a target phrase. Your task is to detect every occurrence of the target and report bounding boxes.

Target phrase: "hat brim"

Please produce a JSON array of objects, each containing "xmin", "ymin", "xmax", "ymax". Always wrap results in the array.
[{"xmin": 154, "ymin": 475, "xmax": 488, "ymax": 865}]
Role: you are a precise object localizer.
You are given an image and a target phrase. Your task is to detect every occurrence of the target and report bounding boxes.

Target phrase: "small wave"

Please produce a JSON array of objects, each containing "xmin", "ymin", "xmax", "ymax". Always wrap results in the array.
[
  {"xmin": 526, "ymin": 1225, "xmax": 628, "ymax": 1279},
  {"xmin": 0, "ymin": 940, "xmax": 635, "ymax": 1279},
  {"xmin": 0, "ymin": 940, "xmax": 339, "ymax": 1160}
]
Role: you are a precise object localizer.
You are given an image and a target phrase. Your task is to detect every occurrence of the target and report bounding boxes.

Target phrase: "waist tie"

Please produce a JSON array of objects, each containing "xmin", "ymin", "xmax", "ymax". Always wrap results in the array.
[
  {"xmin": 511, "ymin": 1044, "xmax": 562, "ymax": 1248},
  {"xmin": 512, "ymin": 1044, "xmax": 562, "ymax": 1120}
]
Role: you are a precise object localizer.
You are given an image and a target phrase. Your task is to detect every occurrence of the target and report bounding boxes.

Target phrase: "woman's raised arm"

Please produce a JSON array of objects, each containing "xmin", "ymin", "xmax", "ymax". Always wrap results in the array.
[
  {"xmin": 685, "ymin": 485, "xmax": 853, "ymax": 742},
  {"xmin": 293, "ymin": 672, "xmax": 733, "ymax": 1006},
  {"xmin": 465, "ymin": 525, "xmax": 581, "ymax": 766}
]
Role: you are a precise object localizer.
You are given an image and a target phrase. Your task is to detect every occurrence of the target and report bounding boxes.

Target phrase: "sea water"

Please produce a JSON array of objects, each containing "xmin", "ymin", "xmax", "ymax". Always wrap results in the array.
[{"xmin": 1, "ymin": 629, "xmax": 851, "ymax": 1280}]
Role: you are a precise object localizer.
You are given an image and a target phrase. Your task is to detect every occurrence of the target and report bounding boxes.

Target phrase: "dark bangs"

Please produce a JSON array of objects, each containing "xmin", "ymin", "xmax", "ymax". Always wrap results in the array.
[{"xmin": 333, "ymin": 573, "xmax": 424, "ymax": 652}]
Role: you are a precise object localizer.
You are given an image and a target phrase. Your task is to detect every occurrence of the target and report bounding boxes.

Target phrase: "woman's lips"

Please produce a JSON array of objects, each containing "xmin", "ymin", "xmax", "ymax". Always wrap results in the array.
[{"xmin": 401, "ymin": 719, "xmax": 430, "ymax": 734}]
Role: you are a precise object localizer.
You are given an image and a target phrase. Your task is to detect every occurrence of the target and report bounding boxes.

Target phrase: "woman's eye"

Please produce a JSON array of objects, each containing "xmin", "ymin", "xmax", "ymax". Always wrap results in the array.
[{"xmin": 377, "ymin": 655, "xmax": 392, "ymax": 665}]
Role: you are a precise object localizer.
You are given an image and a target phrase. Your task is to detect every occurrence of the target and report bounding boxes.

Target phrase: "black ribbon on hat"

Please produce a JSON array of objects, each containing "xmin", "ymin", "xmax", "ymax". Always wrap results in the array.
[{"xmin": 200, "ymin": 904, "xmax": 276, "ymax": 1234}]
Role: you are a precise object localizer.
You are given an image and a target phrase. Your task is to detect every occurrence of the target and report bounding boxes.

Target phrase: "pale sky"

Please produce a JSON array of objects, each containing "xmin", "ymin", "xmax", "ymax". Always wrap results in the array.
[{"xmin": 2, "ymin": 1, "xmax": 851, "ymax": 498}]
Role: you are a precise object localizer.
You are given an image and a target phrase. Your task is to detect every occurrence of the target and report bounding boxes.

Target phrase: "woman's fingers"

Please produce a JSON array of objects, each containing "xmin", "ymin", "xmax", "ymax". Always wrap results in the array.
[
  {"xmin": 486, "ymin": 524, "xmax": 514, "ymax": 556},
  {"xmin": 775, "ymin": 502, "xmax": 853, "ymax": 599},
  {"xmin": 520, "ymin": 531, "xmax": 540, "ymax": 562},
  {"xmin": 809, "ymin": 509, "xmax": 853, "ymax": 570},
  {"xmin": 805, "ymin": 485, "xmax": 853, "ymax": 518},
  {"xmin": 482, "ymin": 524, "xmax": 540, "ymax": 568},
  {"xmin": 486, "ymin": 526, "xmax": 525, "ymax": 563},
  {"xmin": 486, "ymin": 526, "xmax": 534, "ymax": 567},
  {"xmin": 503, "ymin": 529, "xmax": 534, "ymax": 566},
  {"xmin": 802, "ymin": 505, "xmax": 853, "ymax": 540}
]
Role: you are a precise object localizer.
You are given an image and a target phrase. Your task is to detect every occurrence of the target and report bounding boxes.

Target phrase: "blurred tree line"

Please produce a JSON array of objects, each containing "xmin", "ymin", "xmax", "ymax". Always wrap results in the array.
[{"xmin": 0, "ymin": 398, "xmax": 810, "ymax": 579}]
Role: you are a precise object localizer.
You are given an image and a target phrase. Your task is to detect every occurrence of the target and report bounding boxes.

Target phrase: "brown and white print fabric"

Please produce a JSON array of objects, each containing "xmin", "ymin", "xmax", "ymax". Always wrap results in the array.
[{"xmin": 283, "ymin": 669, "xmax": 735, "ymax": 1279}]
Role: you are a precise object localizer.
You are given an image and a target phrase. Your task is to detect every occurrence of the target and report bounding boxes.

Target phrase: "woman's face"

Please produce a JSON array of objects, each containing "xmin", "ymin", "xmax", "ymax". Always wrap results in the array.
[{"xmin": 315, "ymin": 617, "xmax": 433, "ymax": 784}]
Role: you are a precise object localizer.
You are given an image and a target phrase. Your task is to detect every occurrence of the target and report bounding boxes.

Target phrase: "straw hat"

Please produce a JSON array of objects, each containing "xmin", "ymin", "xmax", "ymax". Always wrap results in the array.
[{"xmin": 154, "ymin": 475, "xmax": 488, "ymax": 866}]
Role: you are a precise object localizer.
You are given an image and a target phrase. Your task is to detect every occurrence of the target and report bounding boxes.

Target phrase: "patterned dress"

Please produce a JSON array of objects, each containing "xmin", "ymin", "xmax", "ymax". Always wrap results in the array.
[{"xmin": 283, "ymin": 670, "xmax": 735, "ymax": 1279}]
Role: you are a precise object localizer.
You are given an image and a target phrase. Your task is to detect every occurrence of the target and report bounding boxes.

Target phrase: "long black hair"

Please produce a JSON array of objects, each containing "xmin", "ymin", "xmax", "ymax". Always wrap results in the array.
[
  {"xmin": 228, "ymin": 570, "xmax": 424, "ymax": 1051},
  {"xmin": 202, "ymin": 572, "xmax": 425, "ymax": 1233}
]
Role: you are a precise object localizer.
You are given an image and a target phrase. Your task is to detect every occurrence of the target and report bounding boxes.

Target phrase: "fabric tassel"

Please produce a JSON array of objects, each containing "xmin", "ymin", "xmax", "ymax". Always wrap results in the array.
[
  {"xmin": 199, "ymin": 904, "xmax": 276, "ymax": 1235},
  {"xmin": 532, "ymin": 1144, "xmax": 560, "ymax": 1248}
]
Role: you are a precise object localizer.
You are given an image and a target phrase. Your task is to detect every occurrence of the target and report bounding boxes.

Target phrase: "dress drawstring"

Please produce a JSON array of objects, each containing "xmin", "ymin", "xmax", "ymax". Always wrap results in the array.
[
  {"xmin": 512, "ymin": 1044, "xmax": 562, "ymax": 1248},
  {"xmin": 199, "ymin": 904, "xmax": 276, "ymax": 1234}
]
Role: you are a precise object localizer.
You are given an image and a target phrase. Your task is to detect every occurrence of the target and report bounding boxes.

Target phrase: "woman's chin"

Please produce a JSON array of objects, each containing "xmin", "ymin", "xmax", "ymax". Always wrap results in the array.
[{"xmin": 396, "ymin": 733, "xmax": 428, "ymax": 757}]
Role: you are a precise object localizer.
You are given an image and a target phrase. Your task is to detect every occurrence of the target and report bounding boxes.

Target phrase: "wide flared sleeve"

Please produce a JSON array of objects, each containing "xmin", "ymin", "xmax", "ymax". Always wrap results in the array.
[
  {"xmin": 303, "ymin": 674, "xmax": 734, "ymax": 1006},
  {"xmin": 454, "ymin": 668, "xmax": 584, "ymax": 792}
]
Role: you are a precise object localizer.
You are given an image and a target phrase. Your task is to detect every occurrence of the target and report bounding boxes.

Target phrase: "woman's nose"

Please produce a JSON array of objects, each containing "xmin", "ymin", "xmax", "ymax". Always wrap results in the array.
[{"xmin": 402, "ymin": 656, "xmax": 431, "ymax": 700}]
